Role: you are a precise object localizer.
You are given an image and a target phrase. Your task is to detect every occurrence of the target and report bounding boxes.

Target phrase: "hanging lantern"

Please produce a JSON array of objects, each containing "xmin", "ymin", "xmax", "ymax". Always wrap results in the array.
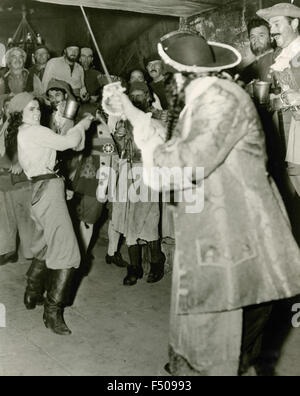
[{"xmin": 7, "ymin": 5, "xmax": 45, "ymax": 67}]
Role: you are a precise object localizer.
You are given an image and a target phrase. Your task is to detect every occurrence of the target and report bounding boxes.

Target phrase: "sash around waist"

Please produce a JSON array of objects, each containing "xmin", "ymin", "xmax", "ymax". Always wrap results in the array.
[{"xmin": 30, "ymin": 174, "xmax": 60, "ymax": 184}]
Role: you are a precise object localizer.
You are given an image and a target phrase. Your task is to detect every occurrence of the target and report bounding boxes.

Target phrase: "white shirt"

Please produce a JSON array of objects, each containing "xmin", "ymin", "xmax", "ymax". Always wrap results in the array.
[
  {"xmin": 271, "ymin": 36, "xmax": 300, "ymax": 74},
  {"xmin": 18, "ymin": 123, "xmax": 85, "ymax": 178},
  {"xmin": 42, "ymin": 56, "xmax": 85, "ymax": 95}
]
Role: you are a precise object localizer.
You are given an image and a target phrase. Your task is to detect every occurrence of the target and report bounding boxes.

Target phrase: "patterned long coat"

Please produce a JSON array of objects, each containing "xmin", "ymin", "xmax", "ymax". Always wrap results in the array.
[{"xmin": 137, "ymin": 76, "xmax": 300, "ymax": 314}]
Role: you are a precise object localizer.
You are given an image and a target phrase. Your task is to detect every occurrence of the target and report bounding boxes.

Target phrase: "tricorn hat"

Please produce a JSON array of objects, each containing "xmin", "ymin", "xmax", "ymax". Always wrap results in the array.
[
  {"xmin": 157, "ymin": 30, "xmax": 241, "ymax": 74},
  {"xmin": 257, "ymin": 3, "xmax": 300, "ymax": 22}
]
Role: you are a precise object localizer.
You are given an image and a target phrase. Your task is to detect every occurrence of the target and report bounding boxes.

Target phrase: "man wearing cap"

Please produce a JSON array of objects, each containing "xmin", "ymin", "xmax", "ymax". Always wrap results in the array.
[
  {"xmin": 5, "ymin": 92, "xmax": 93, "ymax": 336},
  {"xmin": 145, "ymin": 55, "xmax": 168, "ymax": 110},
  {"xmin": 257, "ymin": 3, "xmax": 300, "ymax": 197},
  {"xmin": 107, "ymin": 30, "xmax": 300, "ymax": 375},
  {"xmin": 46, "ymin": 78, "xmax": 75, "ymax": 136},
  {"xmin": 26, "ymin": 45, "xmax": 50, "ymax": 96},
  {"xmin": 42, "ymin": 42, "xmax": 87, "ymax": 100}
]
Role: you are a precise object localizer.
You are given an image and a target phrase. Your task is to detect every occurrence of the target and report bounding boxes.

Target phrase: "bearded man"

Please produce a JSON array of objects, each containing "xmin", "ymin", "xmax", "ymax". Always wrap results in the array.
[
  {"xmin": 42, "ymin": 42, "xmax": 87, "ymax": 100},
  {"xmin": 241, "ymin": 17, "xmax": 275, "ymax": 84}
]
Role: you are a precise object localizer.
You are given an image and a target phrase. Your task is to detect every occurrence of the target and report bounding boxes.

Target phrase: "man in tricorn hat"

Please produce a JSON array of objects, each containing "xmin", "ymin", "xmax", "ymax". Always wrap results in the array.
[
  {"xmin": 257, "ymin": 3, "xmax": 300, "ymax": 197},
  {"xmin": 107, "ymin": 29, "xmax": 300, "ymax": 375}
]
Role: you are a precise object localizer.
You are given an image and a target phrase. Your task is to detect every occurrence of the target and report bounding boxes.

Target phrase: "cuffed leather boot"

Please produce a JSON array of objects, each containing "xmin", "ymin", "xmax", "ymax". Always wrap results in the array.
[
  {"xmin": 147, "ymin": 240, "xmax": 165, "ymax": 284},
  {"xmin": 43, "ymin": 269, "xmax": 74, "ymax": 336},
  {"xmin": 123, "ymin": 245, "xmax": 143, "ymax": 286},
  {"xmin": 24, "ymin": 258, "xmax": 47, "ymax": 310}
]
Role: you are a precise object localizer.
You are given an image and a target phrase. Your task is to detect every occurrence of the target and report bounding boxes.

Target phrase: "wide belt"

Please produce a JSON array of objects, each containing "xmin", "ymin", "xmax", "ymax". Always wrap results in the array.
[{"xmin": 30, "ymin": 174, "xmax": 59, "ymax": 184}]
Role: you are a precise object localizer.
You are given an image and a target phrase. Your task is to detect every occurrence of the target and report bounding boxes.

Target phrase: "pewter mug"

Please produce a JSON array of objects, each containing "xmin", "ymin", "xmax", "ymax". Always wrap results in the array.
[
  {"xmin": 63, "ymin": 97, "xmax": 80, "ymax": 120},
  {"xmin": 253, "ymin": 81, "xmax": 271, "ymax": 104}
]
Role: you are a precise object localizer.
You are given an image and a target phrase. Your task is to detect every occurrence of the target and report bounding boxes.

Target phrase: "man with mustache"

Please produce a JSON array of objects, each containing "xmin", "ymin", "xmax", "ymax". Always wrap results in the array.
[
  {"xmin": 42, "ymin": 41, "xmax": 87, "ymax": 100},
  {"xmin": 145, "ymin": 55, "xmax": 168, "ymax": 110},
  {"xmin": 256, "ymin": 2, "xmax": 300, "ymax": 376},
  {"xmin": 257, "ymin": 3, "xmax": 300, "ymax": 197}
]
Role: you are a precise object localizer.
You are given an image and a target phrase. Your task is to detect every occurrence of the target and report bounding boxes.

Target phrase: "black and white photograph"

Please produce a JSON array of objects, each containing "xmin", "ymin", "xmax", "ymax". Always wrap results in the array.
[{"xmin": 1, "ymin": 0, "xmax": 300, "ymax": 379}]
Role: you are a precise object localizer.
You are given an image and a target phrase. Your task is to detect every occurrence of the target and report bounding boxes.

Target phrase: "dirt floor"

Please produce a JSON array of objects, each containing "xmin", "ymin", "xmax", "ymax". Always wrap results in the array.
[{"xmin": 0, "ymin": 236, "xmax": 300, "ymax": 376}]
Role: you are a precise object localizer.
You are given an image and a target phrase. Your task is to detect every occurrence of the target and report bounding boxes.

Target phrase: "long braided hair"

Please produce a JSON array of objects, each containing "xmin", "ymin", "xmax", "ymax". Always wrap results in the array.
[
  {"xmin": 5, "ymin": 110, "xmax": 23, "ymax": 162},
  {"xmin": 164, "ymin": 70, "xmax": 237, "ymax": 141}
]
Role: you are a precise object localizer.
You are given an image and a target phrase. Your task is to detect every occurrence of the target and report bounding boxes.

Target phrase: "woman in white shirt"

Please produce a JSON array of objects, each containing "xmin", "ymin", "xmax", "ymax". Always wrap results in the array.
[{"xmin": 6, "ymin": 92, "xmax": 92, "ymax": 336}]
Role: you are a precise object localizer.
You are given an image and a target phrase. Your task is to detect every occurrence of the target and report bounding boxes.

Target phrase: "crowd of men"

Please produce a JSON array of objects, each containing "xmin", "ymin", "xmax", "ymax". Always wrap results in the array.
[{"xmin": 1, "ymin": 1, "xmax": 300, "ymax": 376}]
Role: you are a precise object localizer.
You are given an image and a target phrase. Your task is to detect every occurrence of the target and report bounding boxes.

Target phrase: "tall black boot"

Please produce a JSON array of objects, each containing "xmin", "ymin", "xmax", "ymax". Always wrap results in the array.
[
  {"xmin": 123, "ymin": 245, "xmax": 143, "ymax": 286},
  {"xmin": 43, "ymin": 269, "xmax": 74, "ymax": 336},
  {"xmin": 24, "ymin": 258, "xmax": 47, "ymax": 310},
  {"xmin": 147, "ymin": 240, "xmax": 165, "ymax": 284}
]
